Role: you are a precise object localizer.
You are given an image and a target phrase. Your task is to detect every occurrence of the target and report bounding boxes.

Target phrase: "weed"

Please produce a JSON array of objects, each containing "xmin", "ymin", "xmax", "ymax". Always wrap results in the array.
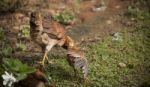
[
  {"xmin": 52, "ymin": 10, "xmax": 75, "ymax": 24},
  {"xmin": 2, "ymin": 58, "xmax": 35, "ymax": 81},
  {"xmin": 125, "ymin": 0, "xmax": 150, "ymax": 20},
  {"xmin": 18, "ymin": 25, "xmax": 30, "ymax": 38},
  {"xmin": 0, "ymin": 27, "xmax": 34, "ymax": 87},
  {"xmin": 0, "ymin": 45, "xmax": 13, "ymax": 57},
  {"xmin": 16, "ymin": 42, "xmax": 26, "ymax": 51}
]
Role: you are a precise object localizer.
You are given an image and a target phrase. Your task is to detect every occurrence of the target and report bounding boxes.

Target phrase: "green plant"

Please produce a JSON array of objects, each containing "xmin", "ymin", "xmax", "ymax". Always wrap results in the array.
[
  {"xmin": 52, "ymin": 10, "xmax": 75, "ymax": 24},
  {"xmin": 18, "ymin": 25, "xmax": 30, "ymax": 38},
  {"xmin": 16, "ymin": 42, "xmax": 26, "ymax": 51},
  {"xmin": 0, "ymin": 45, "xmax": 13, "ymax": 57},
  {"xmin": 43, "ymin": 26, "xmax": 150, "ymax": 86},
  {"xmin": 2, "ymin": 58, "xmax": 35, "ymax": 81},
  {"xmin": 125, "ymin": 6, "xmax": 141, "ymax": 18},
  {"xmin": 125, "ymin": 0, "xmax": 150, "ymax": 20}
]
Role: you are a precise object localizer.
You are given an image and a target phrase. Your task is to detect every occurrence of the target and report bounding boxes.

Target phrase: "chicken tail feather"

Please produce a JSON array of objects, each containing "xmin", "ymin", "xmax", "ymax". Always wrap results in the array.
[{"xmin": 67, "ymin": 51, "xmax": 88, "ymax": 79}]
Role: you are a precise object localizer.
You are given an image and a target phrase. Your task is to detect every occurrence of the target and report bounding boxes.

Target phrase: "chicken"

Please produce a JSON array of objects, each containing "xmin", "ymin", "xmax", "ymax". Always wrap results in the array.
[
  {"xmin": 30, "ymin": 11, "xmax": 66, "ymax": 65},
  {"xmin": 30, "ymin": 11, "xmax": 88, "ymax": 80}
]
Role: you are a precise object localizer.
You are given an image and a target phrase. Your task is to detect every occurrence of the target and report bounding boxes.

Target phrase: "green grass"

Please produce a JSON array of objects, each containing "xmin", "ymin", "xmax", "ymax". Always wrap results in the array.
[
  {"xmin": 43, "ymin": 26, "xmax": 150, "ymax": 87},
  {"xmin": 87, "ymin": 28, "xmax": 150, "ymax": 87},
  {"xmin": 52, "ymin": 10, "xmax": 75, "ymax": 25},
  {"xmin": 44, "ymin": 3, "xmax": 150, "ymax": 86}
]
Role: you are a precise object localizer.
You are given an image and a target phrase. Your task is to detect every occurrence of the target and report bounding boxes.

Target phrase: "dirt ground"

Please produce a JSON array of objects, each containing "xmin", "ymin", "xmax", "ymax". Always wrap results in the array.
[
  {"xmin": 0, "ymin": 0, "xmax": 131, "ymax": 53},
  {"xmin": 0, "ymin": 0, "xmax": 130, "ymax": 40}
]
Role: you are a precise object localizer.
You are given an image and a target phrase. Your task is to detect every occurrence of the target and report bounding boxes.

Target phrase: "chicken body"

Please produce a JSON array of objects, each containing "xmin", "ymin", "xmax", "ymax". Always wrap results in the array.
[
  {"xmin": 30, "ymin": 11, "xmax": 66, "ymax": 65},
  {"xmin": 30, "ymin": 11, "xmax": 88, "ymax": 79}
]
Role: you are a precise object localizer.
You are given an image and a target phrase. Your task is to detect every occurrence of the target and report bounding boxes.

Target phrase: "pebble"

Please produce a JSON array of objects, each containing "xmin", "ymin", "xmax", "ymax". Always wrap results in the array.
[
  {"xmin": 92, "ymin": 6, "xmax": 107, "ymax": 12},
  {"xmin": 118, "ymin": 62, "xmax": 126, "ymax": 68},
  {"xmin": 115, "ymin": 5, "xmax": 120, "ymax": 9},
  {"xmin": 36, "ymin": 82, "xmax": 45, "ymax": 87},
  {"xmin": 106, "ymin": 20, "xmax": 112, "ymax": 24}
]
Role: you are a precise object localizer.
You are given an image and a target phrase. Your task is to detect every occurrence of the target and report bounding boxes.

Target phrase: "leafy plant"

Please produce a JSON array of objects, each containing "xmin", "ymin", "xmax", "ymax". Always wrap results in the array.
[
  {"xmin": 52, "ymin": 10, "xmax": 75, "ymax": 24},
  {"xmin": 2, "ymin": 58, "xmax": 35, "ymax": 81},
  {"xmin": 0, "ymin": 45, "xmax": 13, "ymax": 57},
  {"xmin": 18, "ymin": 25, "xmax": 30, "ymax": 38},
  {"xmin": 16, "ymin": 42, "xmax": 26, "ymax": 51},
  {"xmin": 126, "ymin": 6, "xmax": 141, "ymax": 17},
  {"xmin": 125, "ymin": 2, "xmax": 150, "ymax": 20}
]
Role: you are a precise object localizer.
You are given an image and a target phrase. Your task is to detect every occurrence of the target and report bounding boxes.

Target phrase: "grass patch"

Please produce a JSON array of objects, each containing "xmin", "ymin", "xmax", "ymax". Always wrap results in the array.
[
  {"xmin": 43, "ymin": 26, "xmax": 150, "ymax": 87},
  {"xmin": 52, "ymin": 9, "xmax": 75, "ymax": 25},
  {"xmin": 44, "ymin": 3, "xmax": 150, "ymax": 85},
  {"xmin": 87, "ymin": 28, "xmax": 150, "ymax": 87}
]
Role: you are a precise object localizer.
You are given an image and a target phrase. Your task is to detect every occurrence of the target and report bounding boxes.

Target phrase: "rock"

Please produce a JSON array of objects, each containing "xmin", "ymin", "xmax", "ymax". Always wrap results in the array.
[
  {"xmin": 106, "ymin": 20, "xmax": 112, "ymax": 24},
  {"xmin": 118, "ymin": 62, "xmax": 126, "ymax": 68},
  {"xmin": 81, "ymin": 38, "xmax": 85, "ymax": 42},
  {"xmin": 36, "ymin": 82, "xmax": 45, "ymax": 87},
  {"xmin": 115, "ymin": 5, "xmax": 120, "ymax": 9},
  {"xmin": 126, "ymin": 21, "xmax": 132, "ymax": 26},
  {"xmin": 131, "ymin": 18, "xmax": 136, "ymax": 21},
  {"xmin": 92, "ymin": 6, "xmax": 107, "ymax": 12}
]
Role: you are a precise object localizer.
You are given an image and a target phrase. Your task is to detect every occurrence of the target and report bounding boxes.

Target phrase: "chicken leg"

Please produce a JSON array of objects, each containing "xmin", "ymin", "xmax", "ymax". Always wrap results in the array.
[
  {"xmin": 38, "ymin": 38, "xmax": 58, "ymax": 67},
  {"xmin": 38, "ymin": 51, "xmax": 52, "ymax": 66}
]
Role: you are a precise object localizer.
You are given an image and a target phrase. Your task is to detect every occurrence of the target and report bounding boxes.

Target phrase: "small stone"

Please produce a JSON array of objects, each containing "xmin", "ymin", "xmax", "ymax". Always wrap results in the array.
[
  {"xmin": 115, "ymin": 5, "xmax": 120, "ymax": 9},
  {"xmin": 118, "ymin": 62, "xmax": 126, "ymax": 68},
  {"xmin": 88, "ymin": 38, "xmax": 95, "ymax": 42},
  {"xmin": 36, "ymin": 81, "xmax": 45, "ymax": 87},
  {"xmin": 106, "ymin": 20, "xmax": 112, "ymax": 24},
  {"xmin": 126, "ymin": 21, "xmax": 132, "ymax": 26},
  {"xmin": 92, "ymin": 6, "xmax": 107, "ymax": 12},
  {"xmin": 95, "ymin": 37, "xmax": 101, "ymax": 41},
  {"xmin": 81, "ymin": 38, "xmax": 85, "ymax": 42},
  {"xmin": 131, "ymin": 18, "xmax": 135, "ymax": 21}
]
